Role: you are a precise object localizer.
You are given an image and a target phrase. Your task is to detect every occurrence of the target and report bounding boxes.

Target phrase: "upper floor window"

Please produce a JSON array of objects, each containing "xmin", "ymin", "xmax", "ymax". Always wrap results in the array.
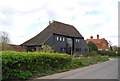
[
  {"xmin": 102, "ymin": 44, "xmax": 106, "ymax": 47},
  {"xmin": 57, "ymin": 36, "xmax": 65, "ymax": 42},
  {"xmin": 76, "ymin": 39, "xmax": 80, "ymax": 43},
  {"xmin": 60, "ymin": 37, "xmax": 62, "ymax": 41},
  {"xmin": 57, "ymin": 37, "xmax": 59, "ymax": 41},
  {"xmin": 63, "ymin": 38, "xmax": 65, "ymax": 41}
]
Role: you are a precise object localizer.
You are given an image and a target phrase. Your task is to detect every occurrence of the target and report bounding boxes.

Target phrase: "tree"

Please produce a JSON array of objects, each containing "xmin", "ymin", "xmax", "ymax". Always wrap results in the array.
[
  {"xmin": 108, "ymin": 41, "xmax": 113, "ymax": 51},
  {"xmin": 87, "ymin": 41, "xmax": 98, "ymax": 52},
  {"xmin": 112, "ymin": 46, "xmax": 118, "ymax": 51},
  {"xmin": 0, "ymin": 31, "xmax": 10, "ymax": 44}
]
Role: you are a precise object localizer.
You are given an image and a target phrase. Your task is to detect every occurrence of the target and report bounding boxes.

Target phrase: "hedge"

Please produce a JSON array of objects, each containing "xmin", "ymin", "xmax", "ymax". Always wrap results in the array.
[
  {"xmin": 1, "ymin": 51, "xmax": 71, "ymax": 80},
  {"xmin": 1, "ymin": 51, "xmax": 109, "ymax": 80},
  {"xmin": 98, "ymin": 50, "xmax": 117, "ymax": 56},
  {"xmin": 71, "ymin": 55, "xmax": 109, "ymax": 68}
]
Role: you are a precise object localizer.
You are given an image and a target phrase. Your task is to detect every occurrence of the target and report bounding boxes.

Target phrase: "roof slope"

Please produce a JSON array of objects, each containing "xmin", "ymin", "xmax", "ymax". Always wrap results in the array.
[
  {"xmin": 86, "ymin": 38, "xmax": 108, "ymax": 44},
  {"xmin": 86, "ymin": 38, "xmax": 109, "ymax": 50},
  {"xmin": 21, "ymin": 21, "xmax": 83, "ymax": 46}
]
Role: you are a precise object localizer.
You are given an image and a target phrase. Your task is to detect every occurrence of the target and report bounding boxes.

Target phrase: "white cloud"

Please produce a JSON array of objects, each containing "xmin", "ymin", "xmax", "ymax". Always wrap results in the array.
[{"xmin": 0, "ymin": 0, "xmax": 119, "ymax": 46}]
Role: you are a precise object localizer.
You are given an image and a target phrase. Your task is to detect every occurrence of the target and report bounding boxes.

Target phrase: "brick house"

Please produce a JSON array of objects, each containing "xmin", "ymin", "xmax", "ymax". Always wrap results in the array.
[
  {"xmin": 21, "ymin": 21, "xmax": 89, "ymax": 55},
  {"xmin": 86, "ymin": 35, "xmax": 109, "ymax": 51}
]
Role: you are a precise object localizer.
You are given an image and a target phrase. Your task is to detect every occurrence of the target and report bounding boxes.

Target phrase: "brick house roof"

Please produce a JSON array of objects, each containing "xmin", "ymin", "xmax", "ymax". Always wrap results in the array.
[
  {"xmin": 86, "ymin": 36, "xmax": 109, "ymax": 50},
  {"xmin": 21, "ymin": 21, "xmax": 83, "ymax": 46}
]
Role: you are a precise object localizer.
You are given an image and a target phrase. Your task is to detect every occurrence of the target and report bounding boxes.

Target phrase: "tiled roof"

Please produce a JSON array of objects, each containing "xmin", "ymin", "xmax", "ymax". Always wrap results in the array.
[
  {"xmin": 86, "ymin": 39, "xmax": 103, "ymax": 44},
  {"xmin": 21, "ymin": 21, "xmax": 83, "ymax": 46},
  {"xmin": 86, "ymin": 38, "xmax": 109, "ymax": 50}
]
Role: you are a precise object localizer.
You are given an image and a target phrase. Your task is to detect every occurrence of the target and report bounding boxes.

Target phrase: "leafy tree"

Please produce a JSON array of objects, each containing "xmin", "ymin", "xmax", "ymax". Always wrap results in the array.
[
  {"xmin": 87, "ymin": 41, "xmax": 98, "ymax": 52},
  {"xmin": 0, "ymin": 31, "xmax": 10, "ymax": 44},
  {"xmin": 36, "ymin": 45, "xmax": 54, "ymax": 53},
  {"xmin": 118, "ymin": 47, "xmax": 120, "ymax": 56}
]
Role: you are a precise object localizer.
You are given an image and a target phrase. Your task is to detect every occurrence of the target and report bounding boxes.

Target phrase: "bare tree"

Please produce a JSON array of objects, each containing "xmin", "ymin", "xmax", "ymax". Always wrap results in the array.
[
  {"xmin": 0, "ymin": 31, "xmax": 10, "ymax": 44},
  {"xmin": 108, "ymin": 40, "xmax": 113, "ymax": 51}
]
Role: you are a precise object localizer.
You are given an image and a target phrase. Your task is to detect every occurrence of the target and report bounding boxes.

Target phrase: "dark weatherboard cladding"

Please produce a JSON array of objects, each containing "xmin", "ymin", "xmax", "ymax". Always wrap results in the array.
[{"xmin": 21, "ymin": 21, "xmax": 89, "ymax": 55}]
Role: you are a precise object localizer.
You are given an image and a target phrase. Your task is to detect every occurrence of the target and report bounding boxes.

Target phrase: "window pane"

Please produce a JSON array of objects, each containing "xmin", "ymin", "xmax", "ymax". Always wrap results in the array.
[
  {"xmin": 57, "ymin": 37, "xmax": 59, "ymax": 41},
  {"xmin": 78, "ymin": 39, "xmax": 80, "ymax": 42},
  {"xmin": 63, "ymin": 38, "xmax": 65, "ymax": 41},
  {"xmin": 60, "ymin": 37, "xmax": 62, "ymax": 41},
  {"xmin": 76, "ymin": 39, "xmax": 77, "ymax": 42}
]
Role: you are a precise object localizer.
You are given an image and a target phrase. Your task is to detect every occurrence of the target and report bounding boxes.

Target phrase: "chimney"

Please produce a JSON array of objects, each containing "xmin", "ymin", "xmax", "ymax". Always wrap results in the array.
[
  {"xmin": 97, "ymin": 34, "xmax": 99, "ymax": 39},
  {"xmin": 90, "ymin": 36, "xmax": 93, "ymax": 39},
  {"xmin": 49, "ymin": 21, "xmax": 51, "ymax": 24}
]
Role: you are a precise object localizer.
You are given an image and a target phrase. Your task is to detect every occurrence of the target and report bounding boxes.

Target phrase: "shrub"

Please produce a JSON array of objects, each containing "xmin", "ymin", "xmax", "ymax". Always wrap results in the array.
[
  {"xmin": 87, "ymin": 41, "xmax": 98, "ymax": 51},
  {"xmin": 36, "ymin": 45, "xmax": 54, "ymax": 53},
  {"xmin": 1, "ymin": 51, "xmax": 109, "ymax": 80},
  {"xmin": 71, "ymin": 55, "xmax": 109, "ymax": 68},
  {"xmin": 98, "ymin": 50, "xmax": 117, "ymax": 56},
  {"xmin": 87, "ymin": 51, "xmax": 98, "ymax": 56},
  {"xmin": 1, "ymin": 51, "xmax": 71, "ymax": 80}
]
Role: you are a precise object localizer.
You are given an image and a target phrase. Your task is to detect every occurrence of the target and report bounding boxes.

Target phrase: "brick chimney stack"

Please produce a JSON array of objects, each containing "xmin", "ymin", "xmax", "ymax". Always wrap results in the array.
[
  {"xmin": 90, "ymin": 36, "xmax": 93, "ymax": 39},
  {"xmin": 97, "ymin": 34, "xmax": 99, "ymax": 39}
]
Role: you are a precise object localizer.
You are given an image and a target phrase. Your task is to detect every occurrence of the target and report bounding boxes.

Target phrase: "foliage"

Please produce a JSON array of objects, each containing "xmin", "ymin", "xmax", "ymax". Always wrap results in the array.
[
  {"xmin": 0, "ymin": 31, "xmax": 10, "ymax": 44},
  {"xmin": 1, "ymin": 43, "xmax": 26, "ymax": 52},
  {"xmin": 2, "ymin": 51, "xmax": 109, "ymax": 80},
  {"xmin": 1, "ymin": 51, "xmax": 71, "ymax": 80},
  {"xmin": 109, "ymin": 45, "xmax": 113, "ymax": 51},
  {"xmin": 15, "ymin": 71, "xmax": 32, "ymax": 79},
  {"xmin": 87, "ymin": 41, "xmax": 98, "ymax": 52},
  {"xmin": 71, "ymin": 55, "xmax": 109, "ymax": 68},
  {"xmin": 36, "ymin": 45, "xmax": 54, "ymax": 53},
  {"xmin": 112, "ymin": 46, "xmax": 118, "ymax": 51},
  {"xmin": 88, "ymin": 51, "xmax": 98, "ymax": 56},
  {"xmin": 98, "ymin": 50, "xmax": 117, "ymax": 56}
]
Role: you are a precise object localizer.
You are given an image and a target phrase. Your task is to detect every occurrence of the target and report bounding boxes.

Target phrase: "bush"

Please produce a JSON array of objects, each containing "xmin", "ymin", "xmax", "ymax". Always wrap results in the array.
[
  {"xmin": 1, "ymin": 51, "xmax": 71, "ymax": 80},
  {"xmin": 88, "ymin": 51, "xmax": 98, "ymax": 56},
  {"xmin": 36, "ymin": 45, "xmax": 54, "ymax": 53},
  {"xmin": 71, "ymin": 55, "xmax": 109, "ymax": 68},
  {"xmin": 98, "ymin": 50, "xmax": 117, "ymax": 56},
  {"xmin": 1, "ymin": 51, "xmax": 109, "ymax": 80}
]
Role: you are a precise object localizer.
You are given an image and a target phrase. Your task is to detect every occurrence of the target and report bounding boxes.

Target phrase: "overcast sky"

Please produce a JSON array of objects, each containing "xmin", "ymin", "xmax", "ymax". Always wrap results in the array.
[{"xmin": 0, "ymin": 0, "xmax": 119, "ymax": 46}]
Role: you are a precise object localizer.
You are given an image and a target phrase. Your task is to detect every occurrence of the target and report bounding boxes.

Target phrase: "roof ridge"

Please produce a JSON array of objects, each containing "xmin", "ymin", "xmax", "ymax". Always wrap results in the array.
[{"xmin": 52, "ymin": 20, "xmax": 74, "ymax": 27}]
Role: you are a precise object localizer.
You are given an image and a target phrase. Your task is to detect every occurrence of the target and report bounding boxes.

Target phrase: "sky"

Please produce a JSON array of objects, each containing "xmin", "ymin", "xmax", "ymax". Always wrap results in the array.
[{"xmin": 0, "ymin": 0, "xmax": 119, "ymax": 46}]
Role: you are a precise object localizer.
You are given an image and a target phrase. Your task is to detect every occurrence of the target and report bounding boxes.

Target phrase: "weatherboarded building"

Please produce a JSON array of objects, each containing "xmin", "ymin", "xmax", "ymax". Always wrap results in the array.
[{"xmin": 21, "ymin": 21, "xmax": 89, "ymax": 55}]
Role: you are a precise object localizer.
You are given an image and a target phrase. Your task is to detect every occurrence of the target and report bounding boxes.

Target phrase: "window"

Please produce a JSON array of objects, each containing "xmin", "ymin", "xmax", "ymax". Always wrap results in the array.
[
  {"xmin": 102, "ymin": 44, "xmax": 106, "ymax": 47},
  {"xmin": 63, "ymin": 38, "xmax": 65, "ymax": 41},
  {"xmin": 57, "ymin": 37, "xmax": 59, "ymax": 41},
  {"xmin": 79, "ymin": 48, "xmax": 81, "ymax": 51},
  {"xmin": 60, "ymin": 37, "xmax": 62, "ymax": 41},
  {"xmin": 76, "ymin": 39, "xmax": 78, "ymax": 42},
  {"xmin": 76, "ymin": 39, "xmax": 80, "ymax": 43},
  {"xmin": 75, "ymin": 48, "xmax": 79, "ymax": 52}
]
